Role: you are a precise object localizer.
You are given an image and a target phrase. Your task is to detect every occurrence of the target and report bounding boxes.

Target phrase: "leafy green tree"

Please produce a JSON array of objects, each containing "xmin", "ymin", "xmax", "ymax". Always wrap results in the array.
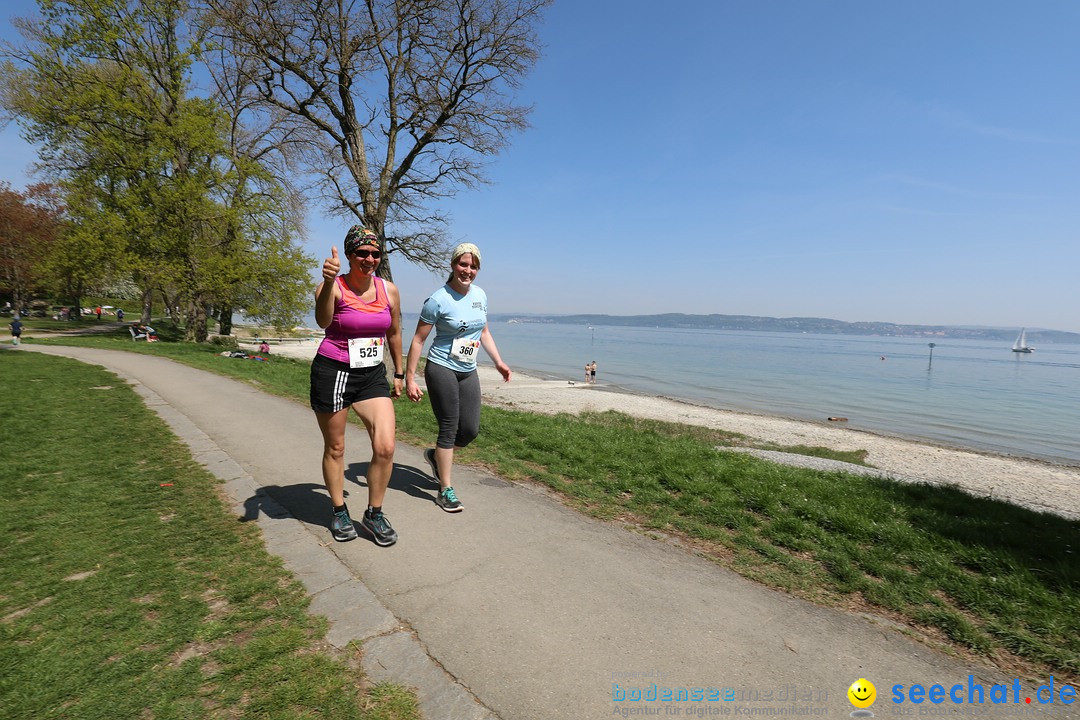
[
  {"xmin": 42, "ymin": 180, "xmax": 123, "ymax": 320},
  {"xmin": 1, "ymin": 0, "xmax": 218, "ymax": 338},
  {"xmin": 2, "ymin": 0, "xmax": 313, "ymax": 340}
]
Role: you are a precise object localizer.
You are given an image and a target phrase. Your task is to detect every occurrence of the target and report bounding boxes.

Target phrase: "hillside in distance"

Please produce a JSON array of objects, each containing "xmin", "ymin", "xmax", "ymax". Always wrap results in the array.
[{"xmin": 492, "ymin": 313, "xmax": 1080, "ymax": 344}]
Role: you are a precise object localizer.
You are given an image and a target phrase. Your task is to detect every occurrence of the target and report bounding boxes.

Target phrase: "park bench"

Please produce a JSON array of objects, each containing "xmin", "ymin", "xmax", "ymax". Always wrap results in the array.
[{"xmin": 129, "ymin": 326, "xmax": 158, "ymax": 342}]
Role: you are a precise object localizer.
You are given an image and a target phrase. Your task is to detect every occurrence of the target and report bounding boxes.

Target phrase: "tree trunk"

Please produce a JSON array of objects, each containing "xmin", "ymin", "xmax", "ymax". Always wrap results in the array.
[
  {"xmin": 141, "ymin": 287, "xmax": 154, "ymax": 324},
  {"xmin": 376, "ymin": 252, "xmax": 394, "ymax": 282},
  {"xmin": 185, "ymin": 297, "xmax": 209, "ymax": 342},
  {"xmin": 69, "ymin": 280, "xmax": 86, "ymax": 322},
  {"xmin": 217, "ymin": 304, "xmax": 233, "ymax": 336},
  {"xmin": 161, "ymin": 288, "xmax": 180, "ymax": 327}
]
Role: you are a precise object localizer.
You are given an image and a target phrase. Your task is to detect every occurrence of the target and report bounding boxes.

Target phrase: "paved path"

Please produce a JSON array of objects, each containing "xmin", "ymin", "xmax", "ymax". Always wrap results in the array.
[{"xmin": 16, "ymin": 345, "xmax": 1070, "ymax": 719}]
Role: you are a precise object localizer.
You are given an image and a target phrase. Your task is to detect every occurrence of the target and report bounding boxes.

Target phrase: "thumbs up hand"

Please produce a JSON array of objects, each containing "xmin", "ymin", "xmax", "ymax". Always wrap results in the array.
[{"xmin": 322, "ymin": 246, "xmax": 341, "ymax": 281}]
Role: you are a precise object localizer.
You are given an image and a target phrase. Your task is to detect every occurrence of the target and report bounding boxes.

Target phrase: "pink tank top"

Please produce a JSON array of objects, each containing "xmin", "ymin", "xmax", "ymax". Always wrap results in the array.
[{"xmin": 317, "ymin": 276, "xmax": 392, "ymax": 363}]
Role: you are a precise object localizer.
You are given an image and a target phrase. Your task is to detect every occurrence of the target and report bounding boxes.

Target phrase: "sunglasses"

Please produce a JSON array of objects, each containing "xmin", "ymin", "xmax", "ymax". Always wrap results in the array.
[{"xmin": 351, "ymin": 249, "xmax": 381, "ymax": 259}]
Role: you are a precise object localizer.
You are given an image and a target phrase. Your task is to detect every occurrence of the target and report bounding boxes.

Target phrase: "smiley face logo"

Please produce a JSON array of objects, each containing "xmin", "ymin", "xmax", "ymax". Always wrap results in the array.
[{"xmin": 848, "ymin": 678, "xmax": 876, "ymax": 709}]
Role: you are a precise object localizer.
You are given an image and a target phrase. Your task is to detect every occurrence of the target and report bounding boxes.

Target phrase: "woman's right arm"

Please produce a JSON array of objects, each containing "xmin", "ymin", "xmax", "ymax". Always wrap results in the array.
[{"xmin": 315, "ymin": 246, "xmax": 341, "ymax": 329}]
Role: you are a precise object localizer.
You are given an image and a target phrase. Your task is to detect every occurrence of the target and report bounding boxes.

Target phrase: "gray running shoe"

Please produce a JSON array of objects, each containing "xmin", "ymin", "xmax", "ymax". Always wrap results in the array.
[
  {"xmin": 436, "ymin": 486, "xmax": 464, "ymax": 513},
  {"xmin": 330, "ymin": 508, "xmax": 358, "ymax": 542},
  {"xmin": 424, "ymin": 448, "xmax": 439, "ymax": 481},
  {"xmin": 360, "ymin": 510, "xmax": 398, "ymax": 546}
]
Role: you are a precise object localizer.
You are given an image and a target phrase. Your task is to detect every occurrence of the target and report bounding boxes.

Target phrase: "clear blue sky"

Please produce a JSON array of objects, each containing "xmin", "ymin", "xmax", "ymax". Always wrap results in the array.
[{"xmin": 4, "ymin": 1, "xmax": 1079, "ymax": 332}]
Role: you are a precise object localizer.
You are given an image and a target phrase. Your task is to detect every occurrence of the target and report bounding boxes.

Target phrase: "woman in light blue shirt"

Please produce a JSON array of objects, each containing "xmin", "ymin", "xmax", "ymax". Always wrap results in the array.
[{"xmin": 405, "ymin": 243, "xmax": 511, "ymax": 512}]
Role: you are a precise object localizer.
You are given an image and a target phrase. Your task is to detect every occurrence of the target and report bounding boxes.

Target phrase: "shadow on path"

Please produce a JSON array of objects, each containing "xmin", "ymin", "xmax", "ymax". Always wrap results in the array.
[{"xmin": 241, "ymin": 462, "xmax": 444, "ymax": 532}]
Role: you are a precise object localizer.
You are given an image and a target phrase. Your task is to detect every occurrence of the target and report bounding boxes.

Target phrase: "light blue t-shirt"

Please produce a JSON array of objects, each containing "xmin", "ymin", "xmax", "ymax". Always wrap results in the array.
[{"xmin": 420, "ymin": 284, "xmax": 488, "ymax": 372}]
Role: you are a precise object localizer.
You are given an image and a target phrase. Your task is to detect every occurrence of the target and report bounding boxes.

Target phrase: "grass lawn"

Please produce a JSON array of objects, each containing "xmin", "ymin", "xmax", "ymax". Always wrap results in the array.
[
  {"xmin": 0, "ymin": 349, "xmax": 418, "ymax": 720},
  {"xmin": 16, "ymin": 329, "xmax": 1080, "ymax": 684}
]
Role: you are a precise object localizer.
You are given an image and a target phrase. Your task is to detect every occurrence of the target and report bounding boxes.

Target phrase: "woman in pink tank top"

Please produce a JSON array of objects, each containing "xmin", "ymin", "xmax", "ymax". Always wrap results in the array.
[{"xmin": 310, "ymin": 225, "xmax": 404, "ymax": 546}]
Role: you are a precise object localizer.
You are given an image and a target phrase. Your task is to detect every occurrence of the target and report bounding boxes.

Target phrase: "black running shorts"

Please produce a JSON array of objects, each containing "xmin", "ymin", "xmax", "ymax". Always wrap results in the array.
[{"xmin": 309, "ymin": 353, "xmax": 390, "ymax": 413}]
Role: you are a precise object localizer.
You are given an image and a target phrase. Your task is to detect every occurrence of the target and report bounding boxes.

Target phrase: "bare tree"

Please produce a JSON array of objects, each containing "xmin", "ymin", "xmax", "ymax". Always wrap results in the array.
[{"xmin": 202, "ymin": 0, "xmax": 550, "ymax": 279}]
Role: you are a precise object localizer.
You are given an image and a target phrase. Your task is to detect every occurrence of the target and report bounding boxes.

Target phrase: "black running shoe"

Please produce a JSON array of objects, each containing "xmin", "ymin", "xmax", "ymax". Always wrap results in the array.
[
  {"xmin": 360, "ymin": 510, "xmax": 398, "ymax": 546},
  {"xmin": 424, "ymin": 448, "xmax": 439, "ymax": 481},
  {"xmin": 330, "ymin": 508, "xmax": 358, "ymax": 542}
]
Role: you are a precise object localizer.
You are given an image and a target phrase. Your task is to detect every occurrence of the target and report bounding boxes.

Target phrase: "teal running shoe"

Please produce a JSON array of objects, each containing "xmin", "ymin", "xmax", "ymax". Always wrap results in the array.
[{"xmin": 436, "ymin": 486, "xmax": 463, "ymax": 513}]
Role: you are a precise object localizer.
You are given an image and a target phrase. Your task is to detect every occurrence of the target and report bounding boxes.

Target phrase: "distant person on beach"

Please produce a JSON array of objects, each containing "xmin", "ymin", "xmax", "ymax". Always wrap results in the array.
[
  {"xmin": 405, "ymin": 242, "xmax": 511, "ymax": 513},
  {"xmin": 585, "ymin": 362, "xmax": 591, "ymax": 384},
  {"xmin": 9, "ymin": 318, "xmax": 23, "ymax": 345},
  {"xmin": 310, "ymin": 225, "xmax": 404, "ymax": 546},
  {"xmin": 589, "ymin": 360, "xmax": 597, "ymax": 384}
]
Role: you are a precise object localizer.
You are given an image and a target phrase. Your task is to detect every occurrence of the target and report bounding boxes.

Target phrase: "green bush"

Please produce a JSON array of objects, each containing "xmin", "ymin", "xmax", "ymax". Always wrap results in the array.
[{"xmin": 207, "ymin": 334, "xmax": 239, "ymax": 350}]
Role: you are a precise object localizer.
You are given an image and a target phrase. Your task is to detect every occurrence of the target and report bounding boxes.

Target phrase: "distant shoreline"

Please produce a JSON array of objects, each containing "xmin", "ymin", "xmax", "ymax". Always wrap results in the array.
[
  {"xmin": 492, "ymin": 314, "xmax": 1080, "ymax": 344},
  {"xmin": 247, "ymin": 316, "xmax": 1080, "ymax": 344}
]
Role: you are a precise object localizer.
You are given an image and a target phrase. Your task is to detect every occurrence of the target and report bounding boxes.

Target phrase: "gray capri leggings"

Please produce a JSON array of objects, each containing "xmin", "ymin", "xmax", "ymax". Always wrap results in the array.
[{"xmin": 424, "ymin": 360, "xmax": 482, "ymax": 449}]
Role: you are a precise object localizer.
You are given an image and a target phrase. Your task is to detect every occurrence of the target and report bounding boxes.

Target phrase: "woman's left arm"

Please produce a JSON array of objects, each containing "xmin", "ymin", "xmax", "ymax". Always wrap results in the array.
[
  {"xmin": 480, "ymin": 325, "xmax": 512, "ymax": 382},
  {"xmin": 385, "ymin": 280, "xmax": 404, "ymax": 398}
]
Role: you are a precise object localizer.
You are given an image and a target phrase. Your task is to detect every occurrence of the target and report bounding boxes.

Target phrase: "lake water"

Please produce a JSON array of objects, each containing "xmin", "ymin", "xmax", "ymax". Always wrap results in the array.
[
  {"xmin": 485, "ymin": 320, "xmax": 1080, "ymax": 466},
  {"xmin": 304, "ymin": 312, "xmax": 1080, "ymax": 465}
]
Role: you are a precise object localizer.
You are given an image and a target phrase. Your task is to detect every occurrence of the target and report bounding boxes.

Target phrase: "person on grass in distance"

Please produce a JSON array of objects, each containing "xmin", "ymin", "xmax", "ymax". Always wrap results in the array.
[
  {"xmin": 311, "ymin": 225, "xmax": 404, "ymax": 545},
  {"xmin": 405, "ymin": 242, "xmax": 511, "ymax": 512}
]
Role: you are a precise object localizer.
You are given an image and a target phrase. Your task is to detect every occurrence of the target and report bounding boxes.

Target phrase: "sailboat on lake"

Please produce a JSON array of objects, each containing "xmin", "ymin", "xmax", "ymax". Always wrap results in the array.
[{"xmin": 1012, "ymin": 328, "xmax": 1034, "ymax": 353}]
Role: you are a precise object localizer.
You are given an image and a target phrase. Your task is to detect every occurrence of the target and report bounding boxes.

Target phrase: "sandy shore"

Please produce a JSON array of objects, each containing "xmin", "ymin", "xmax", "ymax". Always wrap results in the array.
[{"xmin": 250, "ymin": 340, "xmax": 1080, "ymax": 521}]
